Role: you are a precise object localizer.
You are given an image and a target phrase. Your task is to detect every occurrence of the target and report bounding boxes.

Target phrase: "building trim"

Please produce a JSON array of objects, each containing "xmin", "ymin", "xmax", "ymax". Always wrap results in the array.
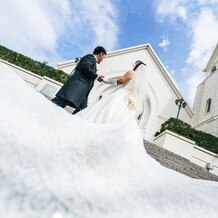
[
  {"xmin": 0, "ymin": 58, "xmax": 43, "ymax": 79},
  {"xmin": 42, "ymin": 76, "xmax": 63, "ymax": 86},
  {"xmin": 193, "ymin": 115, "xmax": 218, "ymax": 129},
  {"xmin": 193, "ymin": 145, "xmax": 218, "ymax": 158},
  {"xmin": 197, "ymin": 69, "xmax": 217, "ymax": 88},
  {"xmin": 155, "ymin": 129, "xmax": 196, "ymax": 144},
  {"xmin": 204, "ymin": 42, "xmax": 218, "ymax": 72}
]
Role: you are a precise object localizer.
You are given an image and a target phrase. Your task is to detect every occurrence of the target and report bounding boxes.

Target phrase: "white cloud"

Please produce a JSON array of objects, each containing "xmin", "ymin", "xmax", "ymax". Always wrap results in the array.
[
  {"xmin": 186, "ymin": 8, "xmax": 218, "ymax": 69},
  {"xmin": 76, "ymin": 0, "xmax": 118, "ymax": 52},
  {"xmin": 197, "ymin": 0, "xmax": 218, "ymax": 5},
  {"xmin": 156, "ymin": 0, "xmax": 188, "ymax": 22},
  {"xmin": 158, "ymin": 35, "xmax": 170, "ymax": 52},
  {"xmin": 166, "ymin": 65, "xmax": 175, "ymax": 75},
  {"xmin": 0, "ymin": 0, "xmax": 118, "ymax": 64},
  {"xmin": 0, "ymin": 0, "xmax": 71, "ymax": 63},
  {"xmin": 155, "ymin": 0, "xmax": 218, "ymax": 105},
  {"xmin": 185, "ymin": 7, "xmax": 218, "ymax": 104}
]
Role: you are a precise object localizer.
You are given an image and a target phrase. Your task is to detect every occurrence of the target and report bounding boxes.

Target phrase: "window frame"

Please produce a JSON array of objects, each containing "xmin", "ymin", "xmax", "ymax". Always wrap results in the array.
[{"xmin": 205, "ymin": 98, "xmax": 212, "ymax": 114}]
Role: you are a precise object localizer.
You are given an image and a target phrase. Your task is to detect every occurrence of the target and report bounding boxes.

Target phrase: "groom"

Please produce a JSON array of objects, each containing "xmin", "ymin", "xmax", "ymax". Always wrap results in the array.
[{"xmin": 52, "ymin": 46, "xmax": 107, "ymax": 114}]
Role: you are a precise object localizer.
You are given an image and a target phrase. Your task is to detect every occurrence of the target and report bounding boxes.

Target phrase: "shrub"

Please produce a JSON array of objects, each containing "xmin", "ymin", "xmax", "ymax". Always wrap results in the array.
[
  {"xmin": 0, "ymin": 44, "xmax": 69, "ymax": 83},
  {"xmin": 160, "ymin": 117, "xmax": 218, "ymax": 154}
]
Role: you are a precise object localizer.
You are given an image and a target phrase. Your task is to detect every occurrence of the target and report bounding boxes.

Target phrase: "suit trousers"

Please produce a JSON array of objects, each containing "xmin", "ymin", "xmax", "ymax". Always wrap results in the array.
[{"xmin": 51, "ymin": 96, "xmax": 87, "ymax": 114}]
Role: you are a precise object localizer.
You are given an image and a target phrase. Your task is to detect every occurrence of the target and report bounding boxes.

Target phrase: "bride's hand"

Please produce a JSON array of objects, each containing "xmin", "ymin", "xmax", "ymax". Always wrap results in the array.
[{"xmin": 97, "ymin": 75, "xmax": 105, "ymax": 82}]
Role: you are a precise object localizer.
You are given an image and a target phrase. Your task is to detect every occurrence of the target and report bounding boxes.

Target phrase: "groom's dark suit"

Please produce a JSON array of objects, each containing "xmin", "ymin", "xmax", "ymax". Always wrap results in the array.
[{"xmin": 53, "ymin": 54, "xmax": 98, "ymax": 113}]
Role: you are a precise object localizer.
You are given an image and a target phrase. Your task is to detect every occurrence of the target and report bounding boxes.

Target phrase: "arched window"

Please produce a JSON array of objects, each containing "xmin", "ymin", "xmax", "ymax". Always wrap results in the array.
[{"xmin": 205, "ymin": 98, "xmax": 212, "ymax": 113}]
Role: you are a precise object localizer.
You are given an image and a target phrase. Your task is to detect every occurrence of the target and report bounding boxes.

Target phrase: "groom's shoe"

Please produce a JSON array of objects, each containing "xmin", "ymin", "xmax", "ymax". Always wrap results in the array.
[
  {"xmin": 51, "ymin": 96, "xmax": 67, "ymax": 108},
  {"xmin": 72, "ymin": 109, "xmax": 80, "ymax": 115}
]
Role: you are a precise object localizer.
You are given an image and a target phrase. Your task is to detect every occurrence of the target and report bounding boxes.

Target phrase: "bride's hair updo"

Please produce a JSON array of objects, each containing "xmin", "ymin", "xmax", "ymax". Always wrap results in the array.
[{"xmin": 133, "ymin": 60, "xmax": 146, "ymax": 71}]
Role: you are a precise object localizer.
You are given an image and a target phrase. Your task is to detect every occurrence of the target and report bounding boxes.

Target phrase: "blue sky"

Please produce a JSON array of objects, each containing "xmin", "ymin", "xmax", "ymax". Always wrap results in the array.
[{"xmin": 0, "ymin": 0, "xmax": 218, "ymax": 105}]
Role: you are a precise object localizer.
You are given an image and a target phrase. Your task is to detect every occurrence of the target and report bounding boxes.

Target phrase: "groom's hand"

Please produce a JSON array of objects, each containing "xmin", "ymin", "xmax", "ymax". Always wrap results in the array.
[{"xmin": 97, "ymin": 75, "xmax": 104, "ymax": 82}]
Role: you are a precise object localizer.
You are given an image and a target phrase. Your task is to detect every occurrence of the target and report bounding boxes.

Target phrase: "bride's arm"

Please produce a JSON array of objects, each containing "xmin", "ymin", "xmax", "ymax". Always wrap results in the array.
[
  {"xmin": 103, "ymin": 70, "xmax": 134, "ymax": 85},
  {"xmin": 117, "ymin": 70, "xmax": 134, "ymax": 85}
]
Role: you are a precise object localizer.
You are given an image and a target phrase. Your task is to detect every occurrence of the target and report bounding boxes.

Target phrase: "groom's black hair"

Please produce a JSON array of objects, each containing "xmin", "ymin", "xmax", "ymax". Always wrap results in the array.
[{"xmin": 93, "ymin": 46, "xmax": 107, "ymax": 55}]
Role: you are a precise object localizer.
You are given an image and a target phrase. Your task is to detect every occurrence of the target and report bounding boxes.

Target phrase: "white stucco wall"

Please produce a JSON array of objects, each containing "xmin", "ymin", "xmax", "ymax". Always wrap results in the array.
[
  {"xmin": 192, "ymin": 67, "xmax": 218, "ymax": 137},
  {"xmin": 154, "ymin": 130, "xmax": 195, "ymax": 160},
  {"xmin": 191, "ymin": 145, "xmax": 218, "ymax": 175}
]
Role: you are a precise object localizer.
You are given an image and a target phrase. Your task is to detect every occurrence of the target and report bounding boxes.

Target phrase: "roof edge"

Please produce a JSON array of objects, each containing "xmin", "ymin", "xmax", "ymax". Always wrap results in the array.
[
  {"xmin": 57, "ymin": 44, "xmax": 150, "ymax": 67},
  {"xmin": 203, "ymin": 42, "xmax": 218, "ymax": 72}
]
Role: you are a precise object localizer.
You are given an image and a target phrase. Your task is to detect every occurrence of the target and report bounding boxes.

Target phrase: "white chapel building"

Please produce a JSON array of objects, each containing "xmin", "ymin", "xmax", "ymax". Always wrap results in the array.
[
  {"xmin": 192, "ymin": 43, "xmax": 218, "ymax": 137},
  {"xmin": 57, "ymin": 44, "xmax": 193, "ymax": 141}
]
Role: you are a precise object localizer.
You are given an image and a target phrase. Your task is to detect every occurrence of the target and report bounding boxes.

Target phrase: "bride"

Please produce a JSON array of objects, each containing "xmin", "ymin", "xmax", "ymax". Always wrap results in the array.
[
  {"xmin": 77, "ymin": 61, "xmax": 147, "ymax": 123},
  {"xmin": 0, "ymin": 60, "xmax": 217, "ymax": 218}
]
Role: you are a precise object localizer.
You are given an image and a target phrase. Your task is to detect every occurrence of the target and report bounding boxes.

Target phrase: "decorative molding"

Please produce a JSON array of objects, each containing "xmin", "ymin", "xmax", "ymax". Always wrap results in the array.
[
  {"xmin": 43, "ymin": 76, "xmax": 63, "ymax": 86},
  {"xmin": 197, "ymin": 68, "xmax": 217, "ymax": 88},
  {"xmin": 57, "ymin": 44, "xmax": 151, "ymax": 67},
  {"xmin": 194, "ymin": 145, "xmax": 218, "ymax": 158},
  {"xmin": 204, "ymin": 42, "xmax": 218, "ymax": 72},
  {"xmin": 154, "ymin": 129, "xmax": 196, "ymax": 144},
  {"xmin": 193, "ymin": 115, "xmax": 218, "ymax": 129}
]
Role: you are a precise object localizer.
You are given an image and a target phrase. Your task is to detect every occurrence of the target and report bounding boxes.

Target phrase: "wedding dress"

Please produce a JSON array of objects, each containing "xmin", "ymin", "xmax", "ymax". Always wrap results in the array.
[
  {"xmin": 77, "ymin": 68, "xmax": 144, "ymax": 123},
  {"xmin": 0, "ymin": 61, "xmax": 218, "ymax": 218},
  {"xmin": 77, "ymin": 78, "xmax": 136, "ymax": 123}
]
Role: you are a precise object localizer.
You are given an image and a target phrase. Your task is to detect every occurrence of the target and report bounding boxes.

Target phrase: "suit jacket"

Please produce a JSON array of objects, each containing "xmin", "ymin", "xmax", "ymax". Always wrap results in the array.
[{"xmin": 56, "ymin": 54, "xmax": 98, "ymax": 108}]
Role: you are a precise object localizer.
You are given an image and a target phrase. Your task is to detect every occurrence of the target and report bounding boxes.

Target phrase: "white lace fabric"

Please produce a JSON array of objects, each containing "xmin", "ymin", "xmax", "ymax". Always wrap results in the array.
[{"xmin": 0, "ymin": 62, "xmax": 217, "ymax": 218}]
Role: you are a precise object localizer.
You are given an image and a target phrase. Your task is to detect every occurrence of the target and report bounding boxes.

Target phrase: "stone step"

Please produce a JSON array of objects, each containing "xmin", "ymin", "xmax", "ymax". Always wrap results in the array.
[
  {"xmin": 146, "ymin": 151, "xmax": 218, "ymax": 180},
  {"xmin": 151, "ymin": 157, "xmax": 216, "ymax": 180},
  {"xmin": 143, "ymin": 140, "xmax": 218, "ymax": 182}
]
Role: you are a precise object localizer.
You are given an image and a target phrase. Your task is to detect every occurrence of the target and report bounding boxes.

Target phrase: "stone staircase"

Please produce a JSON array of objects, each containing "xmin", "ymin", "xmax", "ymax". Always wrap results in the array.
[{"xmin": 144, "ymin": 140, "xmax": 218, "ymax": 182}]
